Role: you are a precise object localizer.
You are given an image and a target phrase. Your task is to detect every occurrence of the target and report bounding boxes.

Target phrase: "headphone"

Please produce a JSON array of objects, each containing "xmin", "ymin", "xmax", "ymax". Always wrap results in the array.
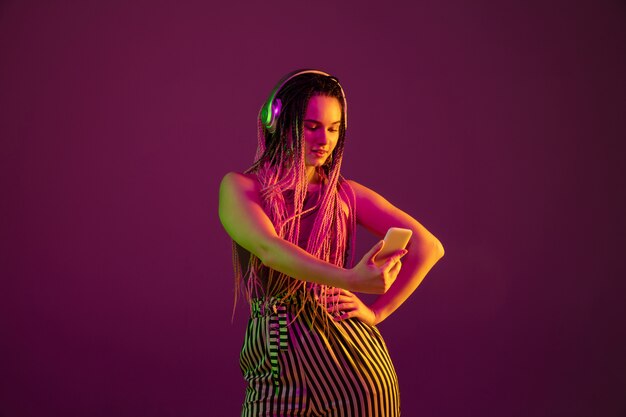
[{"xmin": 260, "ymin": 69, "xmax": 348, "ymax": 134}]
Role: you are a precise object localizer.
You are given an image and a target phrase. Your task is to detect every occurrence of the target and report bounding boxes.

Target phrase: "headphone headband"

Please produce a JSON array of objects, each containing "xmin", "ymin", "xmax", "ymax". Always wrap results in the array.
[{"xmin": 260, "ymin": 69, "xmax": 347, "ymax": 133}]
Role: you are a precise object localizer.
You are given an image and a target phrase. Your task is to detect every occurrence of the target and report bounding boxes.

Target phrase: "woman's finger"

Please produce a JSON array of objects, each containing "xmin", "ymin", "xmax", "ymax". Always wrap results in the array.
[
  {"xmin": 366, "ymin": 240, "xmax": 385, "ymax": 258},
  {"xmin": 365, "ymin": 240, "xmax": 385, "ymax": 264},
  {"xmin": 321, "ymin": 295, "xmax": 355, "ymax": 311},
  {"xmin": 382, "ymin": 250, "xmax": 406, "ymax": 271},
  {"xmin": 390, "ymin": 259, "xmax": 402, "ymax": 275},
  {"xmin": 326, "ymin": 287, "xmax": 342, "ymax": 296},
  {"xmin": 339, "ymin": 302, "xmax": 355, "ymax": 311},
  {"xmin": 333, "ymin": 311, "xmax": 355, "ymax": 321},
  {"xmin": 327, "ymin": 302, "xmax": 355, "ymax": 312}
]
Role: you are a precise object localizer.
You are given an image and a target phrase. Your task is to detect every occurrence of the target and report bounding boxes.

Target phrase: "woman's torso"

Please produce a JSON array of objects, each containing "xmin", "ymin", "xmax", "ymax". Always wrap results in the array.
[{"xmin": 234, "ymin": 174, "xmax": 354, "ymax": 293}]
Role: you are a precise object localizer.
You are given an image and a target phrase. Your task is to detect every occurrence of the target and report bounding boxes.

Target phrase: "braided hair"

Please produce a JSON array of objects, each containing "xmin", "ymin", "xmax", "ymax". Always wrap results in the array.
[{"xmin": 232, "ymin": 72, "xmax": 357, "ymax": 321}]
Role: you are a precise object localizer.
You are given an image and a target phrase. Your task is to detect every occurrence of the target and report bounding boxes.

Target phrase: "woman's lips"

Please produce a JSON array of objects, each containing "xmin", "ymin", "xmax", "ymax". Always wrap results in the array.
[{"xmin": 311, "ymin": 149, "xmax": 328, "ymax": 158}]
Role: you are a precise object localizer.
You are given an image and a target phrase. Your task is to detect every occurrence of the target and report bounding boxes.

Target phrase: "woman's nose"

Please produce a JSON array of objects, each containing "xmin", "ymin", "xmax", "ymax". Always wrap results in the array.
[{"xmin": 317, "ymin": 130, "xmax": 330, "ymax": 145}]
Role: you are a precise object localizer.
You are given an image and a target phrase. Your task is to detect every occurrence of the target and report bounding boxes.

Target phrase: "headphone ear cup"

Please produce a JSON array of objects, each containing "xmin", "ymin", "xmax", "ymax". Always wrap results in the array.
[
  {"xmin": 260, "ymin": 101, "xmax": 271, "ymax": 127},
  {"xmin": 267, "ymin": 98, "xmax": 282, "ymax": 133}
]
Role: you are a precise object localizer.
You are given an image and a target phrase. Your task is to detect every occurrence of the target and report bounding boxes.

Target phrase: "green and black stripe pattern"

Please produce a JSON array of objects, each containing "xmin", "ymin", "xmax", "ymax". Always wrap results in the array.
[{"xmin": 240, "ymin": 296, "xmax": 400, "ymax": 416}]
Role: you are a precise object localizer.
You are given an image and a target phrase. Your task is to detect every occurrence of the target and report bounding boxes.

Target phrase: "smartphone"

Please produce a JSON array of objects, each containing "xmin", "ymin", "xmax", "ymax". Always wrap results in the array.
[{"xmin": 374, "ymin": 227, "xmax": 413, "ymax": 267}]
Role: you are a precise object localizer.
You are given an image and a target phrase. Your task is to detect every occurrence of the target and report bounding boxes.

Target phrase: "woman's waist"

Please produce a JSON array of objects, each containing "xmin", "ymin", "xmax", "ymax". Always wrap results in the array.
[
  {"xmin": 249, "ymin": 284, "xmax": 335, "ymax": 318},
  {"xmin": 249, "ymin": 294, "xmax": 307, "ymax": 318}
]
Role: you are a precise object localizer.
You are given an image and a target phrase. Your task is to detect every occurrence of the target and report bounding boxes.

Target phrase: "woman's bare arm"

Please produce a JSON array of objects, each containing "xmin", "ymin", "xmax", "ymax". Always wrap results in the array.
[
  {"xmin": 347, "ymin": 179, "xmax": 445, "ymax": 324},
  {"xmin": 218, "ymin": 172, "xmax": 405, "ymax": 294}
]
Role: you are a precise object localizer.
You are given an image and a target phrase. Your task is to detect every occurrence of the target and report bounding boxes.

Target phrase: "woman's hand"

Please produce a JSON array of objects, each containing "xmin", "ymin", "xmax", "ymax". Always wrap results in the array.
[
  {"xmin": 346, "ymin": 240, "xmax": 407, "ymax": 294},
  {"xmin": 322, "ymin": 288, "xmax": 378, "ymax": 326}
]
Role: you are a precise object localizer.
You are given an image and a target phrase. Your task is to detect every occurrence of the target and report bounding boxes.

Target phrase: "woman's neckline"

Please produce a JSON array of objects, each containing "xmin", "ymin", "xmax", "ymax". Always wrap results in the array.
[
  {"xmin": 283, "ymin": 182, "xmax": 324, "ymax": 194},
  {"xmin": 284, "ymin": 186, "xmax": 322, "ymax": 194}
]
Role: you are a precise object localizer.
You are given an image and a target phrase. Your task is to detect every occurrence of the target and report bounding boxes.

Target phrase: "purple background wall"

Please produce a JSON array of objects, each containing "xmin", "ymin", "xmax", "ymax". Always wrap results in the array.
[{"xmin": 2, "ymin": 1, "xmax": 625, "ymax": 416}]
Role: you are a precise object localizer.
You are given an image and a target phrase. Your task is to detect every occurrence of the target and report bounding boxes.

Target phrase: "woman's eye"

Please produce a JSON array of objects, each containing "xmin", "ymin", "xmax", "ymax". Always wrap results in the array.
[{"xmin": 305, "ymin": 124, "xmax": 338, "ymax": 133}]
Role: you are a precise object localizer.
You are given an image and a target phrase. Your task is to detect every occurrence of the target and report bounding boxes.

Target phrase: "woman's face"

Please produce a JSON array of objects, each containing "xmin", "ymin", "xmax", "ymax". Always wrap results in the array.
[{"xmin": 302, "ymin": 95, "xmax": 342, "ymax": 168}]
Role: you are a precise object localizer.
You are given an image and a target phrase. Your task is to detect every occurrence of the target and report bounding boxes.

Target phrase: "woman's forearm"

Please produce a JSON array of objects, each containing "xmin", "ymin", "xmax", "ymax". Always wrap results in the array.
[
  {"xmin": 370, "ymin": 238, "xmax": 444, "ymax": 324},
  {"xmin": 260, "ymin": 236, "xmax": 352, "ymax": 289}
]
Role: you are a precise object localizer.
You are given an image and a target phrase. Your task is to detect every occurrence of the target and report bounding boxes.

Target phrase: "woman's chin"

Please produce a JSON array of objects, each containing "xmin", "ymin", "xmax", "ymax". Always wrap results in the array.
[{"xmin": 305, "ymin": 159, "xmax": 327, "ymax": 168}]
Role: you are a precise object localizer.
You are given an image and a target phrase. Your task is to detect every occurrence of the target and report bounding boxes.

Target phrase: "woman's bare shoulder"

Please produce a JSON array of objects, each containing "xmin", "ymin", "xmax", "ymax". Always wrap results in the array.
[
  {"xmin": 344, "ymin": 178, "xmax": 372, "ymax": 195},
  {"xmin": 343, "ymin": 178, "xmax": 391, "ymax": 205},
  {"xmin": 220, "ymin": 171, "xmax": 260, "ymax": 192},
  {"xmin": 218, "ymin": 171, "xmax": 266, "ymax": 212}
]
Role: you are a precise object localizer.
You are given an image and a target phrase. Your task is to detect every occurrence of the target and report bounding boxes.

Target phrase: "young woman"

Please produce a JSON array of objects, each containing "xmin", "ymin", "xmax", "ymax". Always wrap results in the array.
[{"xmin": 219, "ymin": 69, "xmax": 444, "ymax": 416}]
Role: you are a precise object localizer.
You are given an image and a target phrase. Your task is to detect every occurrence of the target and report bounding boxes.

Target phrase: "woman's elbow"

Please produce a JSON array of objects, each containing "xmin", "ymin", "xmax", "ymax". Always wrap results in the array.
[
  {"xmin": 433, "ymin": 238, "xmax": 445, "ymax": 259},
  {"xmin": 409, "ymin": 232, "xmax": 444, "ymax": 260},
  {"xmin": 421, "ymin": 237, "xmax": 444, "ymax": 260}
]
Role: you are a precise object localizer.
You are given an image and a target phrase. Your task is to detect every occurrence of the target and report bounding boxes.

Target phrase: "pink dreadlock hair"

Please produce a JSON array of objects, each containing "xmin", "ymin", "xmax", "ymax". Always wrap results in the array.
[{"xmin": 231, "ymin": 71, "xmax": 357, "ymax": 323}]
